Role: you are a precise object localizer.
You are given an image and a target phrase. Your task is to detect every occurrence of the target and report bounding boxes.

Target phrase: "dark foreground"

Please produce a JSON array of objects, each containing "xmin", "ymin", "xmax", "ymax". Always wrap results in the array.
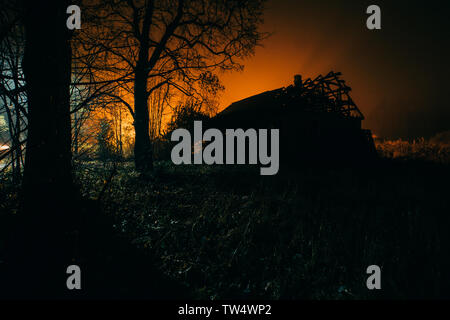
[{"xmin": 1, "ymin": 159, "xmax": 449, "ymax": 299}]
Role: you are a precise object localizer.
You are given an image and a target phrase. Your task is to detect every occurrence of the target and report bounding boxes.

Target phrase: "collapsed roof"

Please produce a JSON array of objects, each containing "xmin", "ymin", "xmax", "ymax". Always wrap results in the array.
[{"xmin": 218, "ymin": 71, "xmax": 364, "ymax": 120}]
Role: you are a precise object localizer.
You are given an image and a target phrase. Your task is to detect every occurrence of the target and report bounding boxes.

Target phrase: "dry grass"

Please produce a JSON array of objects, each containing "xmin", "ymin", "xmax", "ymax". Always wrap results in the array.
[
  {"xmin": 1, "ymin": 149, "xmax": 449, "ymax": 299},
  {"xmin": 375, "ymin": 137, "xmax": 450, "ymax": 164},
  {"xmin": 76, "ymin": 159, "xmax": 450, "ymax": 299}
]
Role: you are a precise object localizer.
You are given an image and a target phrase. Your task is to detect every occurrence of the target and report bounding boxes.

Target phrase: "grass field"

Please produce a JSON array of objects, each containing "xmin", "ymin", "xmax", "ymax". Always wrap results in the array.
[
  {"xmin": 80, "ymin": 158, "xmax": 450, "ymax": 299},
  {"xmin": 1, "ymin": 156, "xmax": 449, "ymax": 299}
]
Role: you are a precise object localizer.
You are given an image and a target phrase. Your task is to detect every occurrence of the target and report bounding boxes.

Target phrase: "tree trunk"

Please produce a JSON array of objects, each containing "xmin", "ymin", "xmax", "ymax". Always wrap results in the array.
[
  {"xmin": 7, "ymin": 0, "xmax": 79, "ymax": 298},
  {"xmin": 133, "ymin": 65, "xmax": 153, "ymax": 173},
  {"xmin": 22, "ymin": 0, "xmax": 75, "ymax": 208}
]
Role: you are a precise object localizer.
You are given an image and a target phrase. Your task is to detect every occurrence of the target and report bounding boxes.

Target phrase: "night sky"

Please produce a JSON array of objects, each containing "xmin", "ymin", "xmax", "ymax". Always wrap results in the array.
[{"xmin": 220, "ymin": 0, "xmax": 450, "ymax": 139}]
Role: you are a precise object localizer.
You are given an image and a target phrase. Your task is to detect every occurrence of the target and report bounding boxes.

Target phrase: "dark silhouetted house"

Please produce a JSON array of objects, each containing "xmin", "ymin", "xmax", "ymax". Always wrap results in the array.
[{"xmin": 212, "ymin": 71, "xmax": 376, "ymax": 164}]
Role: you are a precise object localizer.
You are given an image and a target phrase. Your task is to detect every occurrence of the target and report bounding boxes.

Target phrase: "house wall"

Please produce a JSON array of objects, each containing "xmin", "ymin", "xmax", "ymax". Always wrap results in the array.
[{"xmin": 212, "ymin": 107, "xmax": 374, "ymax": 166}]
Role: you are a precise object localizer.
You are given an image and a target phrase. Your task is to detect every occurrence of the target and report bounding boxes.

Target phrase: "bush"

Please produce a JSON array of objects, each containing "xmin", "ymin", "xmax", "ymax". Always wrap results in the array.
[
  {"xmin": 97, "ymin": 119, "xmax": 120, "ymax": 161},
  {"xmin": 375, "ymin": 137, "xmax": 450, "ymax": 164},
  {"xmin": 165, "ymin": 102, "xmax": 212, "ymax": 137},
  {"xmin": 154, "ymin": 102, "xmax": 212, "ymax": 161}
]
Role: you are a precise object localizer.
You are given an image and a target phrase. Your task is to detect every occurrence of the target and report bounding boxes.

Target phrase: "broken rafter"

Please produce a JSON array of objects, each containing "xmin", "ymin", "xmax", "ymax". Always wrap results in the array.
[{"xmin": 287, "ymin": 71, "xmax": 364, "ymax": 120}]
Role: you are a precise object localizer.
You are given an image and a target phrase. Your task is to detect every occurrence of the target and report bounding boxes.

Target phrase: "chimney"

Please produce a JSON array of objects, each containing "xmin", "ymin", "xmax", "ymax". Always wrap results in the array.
[{"xmin": 294, "ymin": 74, "xmax": 302, "ymax": 88}]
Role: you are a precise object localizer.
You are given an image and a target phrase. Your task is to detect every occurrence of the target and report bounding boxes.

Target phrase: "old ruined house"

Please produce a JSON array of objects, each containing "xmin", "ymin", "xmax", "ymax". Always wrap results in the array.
[{"xmin": 212, "ymin": 71, "xmax": 377, "ymax": 164}]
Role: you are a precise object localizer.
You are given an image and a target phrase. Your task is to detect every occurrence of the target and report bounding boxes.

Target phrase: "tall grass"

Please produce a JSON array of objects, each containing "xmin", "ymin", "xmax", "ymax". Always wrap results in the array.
[
  {"xmin": 375, "ymin": 137, "xmax": 450, "ymax": 164},
  {"xmin": 93, "ymin": 160, "xmax": 450, "ymax": 299},
  {"xmin": 1, "ymin": 149, "xmax": 449, "ymax": 299}
]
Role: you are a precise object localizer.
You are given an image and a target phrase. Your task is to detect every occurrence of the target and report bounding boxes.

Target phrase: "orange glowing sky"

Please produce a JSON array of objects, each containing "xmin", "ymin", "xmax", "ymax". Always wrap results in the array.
[{"xmin": 219, "ymin": 0, "xmax": 450, "ymax": 139}]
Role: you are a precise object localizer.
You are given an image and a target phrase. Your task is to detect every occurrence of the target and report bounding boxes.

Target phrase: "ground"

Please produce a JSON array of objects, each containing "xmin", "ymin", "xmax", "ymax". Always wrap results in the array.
[{"xmin": 1, "ymin": 158, "xmax": 449, "ymax": 299}]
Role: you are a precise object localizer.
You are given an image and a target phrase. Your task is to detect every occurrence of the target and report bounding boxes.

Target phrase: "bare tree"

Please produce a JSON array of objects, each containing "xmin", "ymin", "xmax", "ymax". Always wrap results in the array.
[
  {"xmin": 79, "ymin": 0, "xmax": 268, "ymax": 173},
  {"xmin": 0, "ymin": 3, "xmax": 27, "ymax": 181}
]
